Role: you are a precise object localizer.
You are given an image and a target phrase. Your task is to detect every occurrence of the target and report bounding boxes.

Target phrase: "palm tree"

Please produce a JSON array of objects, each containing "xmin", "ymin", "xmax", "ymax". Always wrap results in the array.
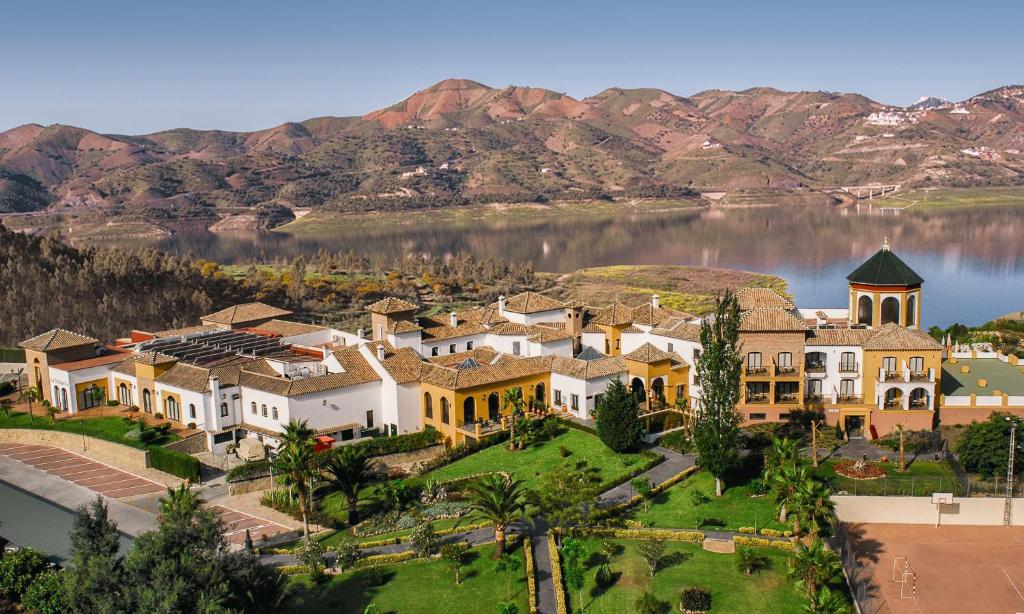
[
  {"xmin": 734, "ymin": 548, "xmax": 769, "ymax": 575},
  {"xmin": 792, "ymin": 478, "xmax": 838, "ymax": 538},
  {"xmin": 159, "ymin": 483, "xmax": 202, "ymax": 524},
  {"xmin": 274, "ymin": 420, "xmax": 319, "ymax": 543},
  {"xmin": 20, "ymin": 385, "xmax": 41, "ymax": 421},
  {"xmin": 322, "ymin": 445, "xmax": 371, "ymax": 525},
  {"xmin": 764, "ymin": 436, "xmax": 800, "ymax": 477},
  {"xmin": 502, "ymin": 388, "xmax": 525, "ymax": 451},
  {"xmin": 772, "ymin": 463, "xmax": 809, "ymax": 523},
  {"xmin": 787, "ymin": 538, "xmax": 842, "ymax": 598},
  {"xmin": 463, "ymin": 474, "xmax": 526, "ymax": 557},
  {"xmin": 801, "ymin": 585, "xmax": 849, "ymax": 614}
]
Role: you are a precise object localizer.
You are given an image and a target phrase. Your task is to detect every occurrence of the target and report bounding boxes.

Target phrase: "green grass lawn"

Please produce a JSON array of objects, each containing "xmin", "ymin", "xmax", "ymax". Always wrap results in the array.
[
  {"xmin": 287, "ymin": 542, "xmax": 530, "ymax": 614},
  {"xmin": 626, "ymin": 467, "xmax": 789, "ymax": 533},
  {"xmin": 561, "ymin": 538, "xmax": 808, "ymax": 613},
  {"xmin": 814, "ymin": 458, "xmax": 961, "ymax": 496},
  {"xmin": 423, "ymin": 429, "xmax": 650, "ymax": 491},
  {"xmin": 0, "ymin": 411, "xmax": 177, "ymax": 450},
  {"xmin": 878, "ymin": 187, "xmax": 1024, "ymax": 210}
]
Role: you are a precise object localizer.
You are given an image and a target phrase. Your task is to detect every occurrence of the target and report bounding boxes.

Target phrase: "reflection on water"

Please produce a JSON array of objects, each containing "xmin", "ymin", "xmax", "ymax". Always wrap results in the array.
[{"xmin": 142, "ymin": 204, "xmax": 1024, "ymax": 328}]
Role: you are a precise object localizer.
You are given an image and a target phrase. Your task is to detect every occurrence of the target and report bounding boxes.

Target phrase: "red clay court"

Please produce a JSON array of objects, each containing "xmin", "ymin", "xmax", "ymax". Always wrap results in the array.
[
  {"xmin": 0, "ymin": 442, "xmax": 165, "ymax": 498},
  {"xmin": 845, "ymin": 522, "xmax": 1024, "ymax": 613},
  {"xmin": 211, "ymin": 505, "xmax": 292, "ymax": 545}
]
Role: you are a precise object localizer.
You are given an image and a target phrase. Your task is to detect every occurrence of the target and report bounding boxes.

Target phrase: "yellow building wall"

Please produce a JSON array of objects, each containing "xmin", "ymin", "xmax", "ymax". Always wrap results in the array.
[
  {"xmin": 421, "ymin": 372, "xmax": 551, "ymax": 446},
  {"xmin": 24, "ymin": 349, "xmax": 51, "ymax": 403},
  {"xmin": 74, "ymin": 379, "xmax": 109, "ymax": 408},
  {"xmin": 848, "ymin": 286, "xmax": 921, "ymax": 328},
  {"xmin": 861, "ymin": 349, "xmax": 941, "ymax": 404},
  {"xmin": 623, "ymin": 359, "xmax": 689, "ymax": 407},
  {"xmin": 597, "ymin": 324, "xmax": 629, "ymax": 356}
]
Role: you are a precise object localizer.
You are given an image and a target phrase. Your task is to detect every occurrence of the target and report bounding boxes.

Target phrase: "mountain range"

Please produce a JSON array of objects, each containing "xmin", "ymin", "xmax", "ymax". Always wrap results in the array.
[{"xmin": 2, "ymin": 79, "xmax": 1023, "ymax": 224}]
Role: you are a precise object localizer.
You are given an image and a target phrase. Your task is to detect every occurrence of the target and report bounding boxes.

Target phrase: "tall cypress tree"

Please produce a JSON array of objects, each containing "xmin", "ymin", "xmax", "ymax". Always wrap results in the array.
[
  {"xmin": 693, "ymin": 290, "xmax": 743, "ymax": 496},
  {"xmin": 595, "ymin": 378, "xmax": 644, "ymax": 452},
  {"xmin": 65, "ymin": 496, "xmax": 127, "ymax": 614}
]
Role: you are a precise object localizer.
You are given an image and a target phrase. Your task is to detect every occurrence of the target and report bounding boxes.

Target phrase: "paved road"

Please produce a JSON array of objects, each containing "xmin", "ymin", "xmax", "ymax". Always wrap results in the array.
[{"xmin": 0, "ymin": 442, "xmax": 165, "ymax": 498}]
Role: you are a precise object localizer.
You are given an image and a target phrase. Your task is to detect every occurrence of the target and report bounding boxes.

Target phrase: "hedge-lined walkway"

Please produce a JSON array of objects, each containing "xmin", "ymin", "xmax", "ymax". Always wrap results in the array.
[{"xmin": 598, "ymin": 445, "xmax": 695, "ymax": 507}]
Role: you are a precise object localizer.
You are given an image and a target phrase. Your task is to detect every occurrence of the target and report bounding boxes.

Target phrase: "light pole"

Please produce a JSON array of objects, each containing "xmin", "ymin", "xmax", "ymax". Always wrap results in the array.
[{"xmin": 1007, "ymin": 417, "xmax": 1022, "ymax": 500}]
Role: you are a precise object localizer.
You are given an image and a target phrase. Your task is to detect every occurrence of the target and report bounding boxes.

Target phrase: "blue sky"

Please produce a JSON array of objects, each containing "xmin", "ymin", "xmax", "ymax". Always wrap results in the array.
[{"xmin": 3, "ymin": 0, "xmax": 1022, "ymax": 134}]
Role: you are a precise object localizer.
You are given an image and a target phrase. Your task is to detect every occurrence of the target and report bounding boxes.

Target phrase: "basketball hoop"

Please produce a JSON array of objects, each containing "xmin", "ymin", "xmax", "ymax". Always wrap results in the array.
[{"xmin": 932, "ymin": 492, "xmax": 953, "ymax": 527}]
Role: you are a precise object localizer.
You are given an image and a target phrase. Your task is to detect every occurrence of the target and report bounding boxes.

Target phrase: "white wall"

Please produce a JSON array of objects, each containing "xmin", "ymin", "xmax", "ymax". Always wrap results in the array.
[
  {"xmin": 805, "ymin": 345, "xmax": 864, "ymax": 399},
  {"xmin": 502, "ymin": 309, "xmax": 565, "ymax": 326},
  {"xmin": 240, "ymin": 381, "xmax": 382, "ymax": 447},
  {"xmin": 48, "ymin": 363, "xmax": 115, "ymax": 413},
  {"xmin": 834, "ymin": 495, "xmax": 1024, "ymax": 526},
  {"xmin": 581, "ymin": 331, "xmax": 606, "ymax": 355},
  {"xmin": 620, "ymin": 331, "xmax": 648, "ymax": 355},
  {"xmin": 422, "ymin": 334, "xmax": 485, "ymax": 358},
  {"xmin": 550, "ymin": 373, "xmax": 589, "ymax": 418}
]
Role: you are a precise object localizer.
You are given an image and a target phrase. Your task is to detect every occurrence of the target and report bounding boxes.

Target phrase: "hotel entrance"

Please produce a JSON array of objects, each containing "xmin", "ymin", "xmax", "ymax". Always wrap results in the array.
[{"xmin": 844, "ymin": 415, "xmax": 865, "ymax": 439}]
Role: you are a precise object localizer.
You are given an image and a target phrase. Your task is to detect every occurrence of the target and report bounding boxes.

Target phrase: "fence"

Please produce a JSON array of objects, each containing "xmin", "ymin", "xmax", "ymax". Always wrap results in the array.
[
  {"xmin": 944, "ymin": 450, "xmax": 1024, "ymax": 497},
  {"xmin": 825, "ymin": 474, "xmax": 959, "ymax": 497},
  {"xmin": 832, "ymin": 523, "xmax": 886, "ymax": 614}
]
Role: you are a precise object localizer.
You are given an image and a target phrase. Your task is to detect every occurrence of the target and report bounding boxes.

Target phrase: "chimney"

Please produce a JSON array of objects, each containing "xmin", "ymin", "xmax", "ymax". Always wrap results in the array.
[
  {"xmin": 497, "ymin": 295, "xmax": 506, "ymax": 314},
  {"xmin": 357, "ymin": 328, "xmax": 364, "ymax": 339},
  {"xmin": 449, "ymin": 312, "xmax": 458, "ymax": 327},
  {"xmin": 652, "ymin": 294, "xmax": 660, "ymax": 309},
  {"xmin": 376, "ymin": 344, "xmax": 386, "ymax": 362}
]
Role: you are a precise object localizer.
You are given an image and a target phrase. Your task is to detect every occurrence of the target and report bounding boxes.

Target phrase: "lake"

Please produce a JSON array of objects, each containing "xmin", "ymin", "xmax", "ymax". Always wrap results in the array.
[{"xmin": 142, "ymin": 203, "xmax": 1024, "ymax": 329}]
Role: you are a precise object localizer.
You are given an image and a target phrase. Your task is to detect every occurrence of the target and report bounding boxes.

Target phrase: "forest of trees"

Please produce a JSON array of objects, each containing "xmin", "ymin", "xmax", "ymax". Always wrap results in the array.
[{"xmin": 0, "ymin": 221, "xmax": 538, "ymax": 346}]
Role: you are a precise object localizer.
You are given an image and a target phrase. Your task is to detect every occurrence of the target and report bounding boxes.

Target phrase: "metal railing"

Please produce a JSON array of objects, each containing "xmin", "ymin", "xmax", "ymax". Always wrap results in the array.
[
  {"xmin": 775, "ymin": 366, "xmax": 799, "ymax": 376},
  {"xmin": 745, "ymin": 393, "xmax": 769, "ymax": 404},
  {"xmin": 805, "ymin": 363, "xmax": 827, "ymax": 373},
  {"xmin": 836, "ymin": 394, "xmax": 864, "ymax": 404},
  {"xmin": 745, "ymin": 366, "xmax": 768, "ymax": 376}
]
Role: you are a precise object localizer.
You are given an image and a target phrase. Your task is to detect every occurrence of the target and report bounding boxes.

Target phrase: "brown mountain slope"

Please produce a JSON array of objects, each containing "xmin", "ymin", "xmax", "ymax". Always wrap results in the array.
[{"xmin": 2, "ymin": 79, "xmax": 1023, "ymax": 216}]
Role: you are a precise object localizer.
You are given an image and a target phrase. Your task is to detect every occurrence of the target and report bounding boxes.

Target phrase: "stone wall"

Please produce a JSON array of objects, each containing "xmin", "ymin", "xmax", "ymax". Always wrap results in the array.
[
  {"xmin": 228, "ymin": 475, "xmax": 275, "ymax": 496},
  {"xmin": 834, "ymin": 495, "xmax": 1024, "ymax": 526},
  {"xmin": 0, "ymin": 428, "xmax": 150, "ymax": 470},
  {"xmin": 163, "ymin": 432, "xmax": 209, "ymax": 455},
  {"xmin": 368, "ymin": 444, "xmax": 445, "ymax": 476}
]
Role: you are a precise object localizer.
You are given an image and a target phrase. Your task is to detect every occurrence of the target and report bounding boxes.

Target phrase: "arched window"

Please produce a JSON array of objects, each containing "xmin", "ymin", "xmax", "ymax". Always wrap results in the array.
[
  {"xmin": 188, "ymin": 404, "xmax": 196, "ymax": 420},
  {"xmin": 251, "ymin": 402, "xmax": 257, "ymax": 414},
  {"xmin": 463, "ymin": 397, "xmax": 476, "ymax": 424},
  {"xmin": 424, "ymin": 392, "xmax": 433, "ymax": 419},
  {"xmin": 747, "ymin": 352, "xmax": 762, "ymax": 369},
  {"xmin": 884, "ymin": 388, "xmax": 903, "ymax": 409},
  {"xmin": 441, "ymin": 398, "xmax": 450, "ymax": 424},
  {"xmin": 53, "ymin": 385, "xmax": 60, "ymax": 407},
  {"xmin": 118, "ymin": 383, "xmax": 130, "ymax": 406},
  {"xmin": 166, "ymin": 396, "xmax": 179, "ymax": 421},
  {"xmin": 777, "ymin": 352, "xmax": 793, "ymax": 368},
  {"xmin": 220, "ymin": 403, "xmax": 229, "ymax": 417},
  {"xmin": 806, "ymin": 352, "xmax": 826, "ymax": 371},
  {"xmin": 910, "ymin": 387, "xmax": 929, "ymax": 408},
  {"xmin": 651, "ymin": 378, "xmax": 665, "ymax": 403},
  {"xmin": 272, "ymin": 407, "xmax": 279, "ymax": 420},
  {"xmin": 535, "ymin": 383, "xmax": 545, "ymax": 404},
  {"xmin": 61, "ymin": 388, "xmax": 68, "ymax": 411},
  {"xmin": 143, "ymin": 389, "xmax": 152, "ymax": 413},
  {"xmin": 857, "ymin": 295, "xmax": 873, "ymax": 325},
  {"xmin": 906, "ymin": 295, "xmax": 917, "ymax": 327},
  {"xmin": 839, "ymin": 352, "xmax": 857, "ymax": 372},
  {"xmin": 881, "ymin": 297, "xmax": 900, "ymax": 325},
  {"xmin": 630, "ymin": 377, "xmax": 646, "ymax": 401},
  {"xmin": 488, "ymin": 392, "xmax": 500, "ymax": 421},
  {"xmin": 261, "ymin": 404, "xmax": 268, "ymax": 417}
]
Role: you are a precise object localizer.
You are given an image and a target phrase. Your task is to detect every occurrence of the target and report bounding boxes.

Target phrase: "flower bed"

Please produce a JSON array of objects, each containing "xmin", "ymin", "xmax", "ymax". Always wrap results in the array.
[
  {"xmin": 523, "ymin": 535, "xmax": 539, "ymax": 614},
  {"xmin": 834, "ymin": 459, "xmax": 887, "ymax": 480},
  {"xmin": 548, "ymin": 535, "xmax": 569, "ymax": 614}
]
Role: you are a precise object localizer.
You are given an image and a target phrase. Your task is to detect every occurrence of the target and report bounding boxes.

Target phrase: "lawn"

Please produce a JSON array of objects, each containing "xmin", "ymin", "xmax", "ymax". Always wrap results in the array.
[
  {"xmin": 625, "ymin": 468, "xmax": 789, "ymax": 533},
  {"xmin": 0, "ymin": 411, "xmax": 177, "ymax": 450},
  {"xmin": 814, "ymin": 458, "xmax": 961, "ymax": 496},
  {"xmin": 287, "ymin": 542, "xmax": 530, "ymax": 614},
  {"xmin": 423, "ymin": 429, "xmax": 651, "ymax": 491},
  {"xmin": 876, "ymin": 187, "xmax": 1024, "ymax": 210},
  {"xmin": 560, "ymin": 538, "xmax": 808, "ymax": 613}
]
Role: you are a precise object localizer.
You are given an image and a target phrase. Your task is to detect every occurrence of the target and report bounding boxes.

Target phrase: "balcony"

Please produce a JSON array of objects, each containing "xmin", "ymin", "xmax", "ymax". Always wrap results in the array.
[
  {"xmin": 745, "ymin": 366, "xmax": 769, "ymax": 377},
  {"xmin": 882, "ymin": 371, "xmax": 902, "ymax": 382},
  {"xmin": 457, "ymin": 419, "xmax": 506, "ymax": 440},
  {"xmin": 909, "ymin": 371, "xmax": 930, "ymax": 382},
  {"xmin": 836, "ymin": 394, "xmax": 864, "ymax": 405},
  {"xmin": 910, "ymin": 397, "xmax": 930, "ymax": 409},
  {"xmin": 883, "ymin": 399, "xmax": 902, "ymax": 410},
  {"xmin": 775, "ymin": 393, "xmax": 801, "ymax": 404},
  {"xmin": 805, "ymin": 363, "xmax": 827, "ymax": 374},
  {"xmin": 745, "ymin": 393, "xmax": 769, "ymax": 404},
  {"xmin": 804, "ymin": 394, "xmax": 826, "ymax": 405},
  {"xmin": 775, "ymin": 366, "xmax": 800, "ymax": 377},
  {"xmin": 838, "ymin": 362, "xmax": 859, "ymax": 374}
]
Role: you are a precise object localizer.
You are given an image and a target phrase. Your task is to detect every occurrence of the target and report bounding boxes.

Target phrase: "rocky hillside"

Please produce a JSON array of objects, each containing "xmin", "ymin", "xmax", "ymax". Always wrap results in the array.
[{"xmin": 2, "ymin": 79, "xmax": 1023, "ymax": 220}]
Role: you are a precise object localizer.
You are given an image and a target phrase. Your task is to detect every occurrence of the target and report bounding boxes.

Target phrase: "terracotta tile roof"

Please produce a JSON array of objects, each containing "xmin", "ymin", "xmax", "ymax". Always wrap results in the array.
[
  {"xmin": 367, "ymin": 297, "xmax": 419, "ymax": 315},
  {"xmin": 366, "ymin": 341, "xmax": 424, "ymax": 384},
  {"xmin": 739, "ymin": 309, "xmax": 809, "ymax": 332},
  {"xmin": 563, "ymin": 298, "xmax": 585, "ymax": 309},
  {"xmin": 156, "ymin": 359, "xmax": 254, "ymax": 393},
  {"xmin": 651, "ymin": 317, "xmax": 702, "ymax": 342},
  {"xmin": 152, "ymin": 324, "xmax": 222, "ymax": 339},
  {"xmin": 527, "ymin": 325, "xmax": 573, "ymax": 343},
  {"xmin": 737, "ymin": 287, "xmax": 795, "ymax": 311},
  {"xmin": 457, "ymin": 306, "xmax": 508, "ymax": 326},
  {"xmin": 630, "ymin": 304, "xmax": 692, "ymax": 326},
  {"xmin": 421, "ymin": 321, "xmax": 486, "ymax": 341},
  {"xmin": 19, "ymin": 329, "xmax": 98, "ymax": 352},
  {"xmin": 48, "ymin": 351, "xmax": 130, "ymax": 372},
  {"xmin": 252, "ymin": 319, "xmax": 327, "ymax": 337},
  {"xmin": 132, "ymin": 351, "xmax": 180, "ymax": 366},
  {"xmin": 388, "ymin": 320, "xmax": 424, "ymax": 335},
  {"xmin": 620, "ymin": 325, "xmax": 644, "ymax": 334},
  {"xmin": 111, "ymin": 358, "xmax": 139, "ymax": 377},
  {"xmin": 498, "ymin": 291, "xmax": 565, "ymax": 314},
  {"xmin": 861, "ymin": 324, "xmax": 943, "ymax": 351},
  {"xmin": 589, "ymin": 303, "xmax": 636, "ymax": 326},
  {"xmin": 550, "ymin": 355, "xmax": 626, "ymax": 380},
  {"xmin": 240, "ymin": 422, "xmax": 283, "ymax": 439},
  {"xmin": 806, "ymin": 328, "xmax": 874, "ymax": 346},
  {"xmin": 238, "ymin": 347, "xmax": 380, "ymax": 396},
  {"xmin": 420, "ymin": 354, "xmax": 551, "ymax": 391},
  {"xmin": 202, "ymin": 302, "xmax": 292, "ymax": 325},
  {"xmin": 313, "ymin": 423, "xmax": 363, "ymax": 436},
  {"xmin": 582, "ymin": 323, "xmax": 604, "ymax": 333},
  {"xmin": 428, "ymin": 347, "xmax": 500, "ymax": 367},
  {"xmin": 488, "ymin": 322, "xmax": 530, "ymax": 336},
  {"xmin": 623, "ymin": 342, "xmax": 677, "ymax": 364}
]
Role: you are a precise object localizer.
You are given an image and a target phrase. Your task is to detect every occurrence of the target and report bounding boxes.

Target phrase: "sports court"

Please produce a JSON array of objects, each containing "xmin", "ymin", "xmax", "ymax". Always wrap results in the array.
[
  {"xmin": 211, "ymin": 505, "xmax": 293, "ymax": 545},
  {"xmin": 0, "ymin": 442, "xmax": 165, "ymax": 498},
  {"xmin": 845, "ymin": 522, "xmax": 1024, "ymax": 613}
]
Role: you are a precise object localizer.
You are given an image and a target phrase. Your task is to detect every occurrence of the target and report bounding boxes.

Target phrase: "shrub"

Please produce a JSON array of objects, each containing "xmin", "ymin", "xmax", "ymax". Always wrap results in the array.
[
  {"xmin": 148, "ymin": 446, "xmax": 200, "ymax": 481},
  {"xmin": 558, "ymin": 445, "xmax": 571, "ymax": 458},
  {"xmin": 690, "ymin": 490, "xmax": 711, "ymax": 506},
  {"xmin": 680, "ymin": 587, "xmax": 712, "ymax": 612},
  {"xmin": 20, "ymin": 569, "xmax": 68, "ymax": 614},
  {"xmin": 154, "ymin": 412, "xmax": 164, "ymax": 419},
  {"xmin": 747, "ymin": 477, "xmax": 769, "ymax": 496},
  {"xmin": 410, "ymin": 521, "xmax": 440, "ymax": 557},
  {"xmin": 0, "ymin": 547, "xmax": 50, "ymax": 599},
  {"xmin": 358, "ymin": 566, "xmax": 385, "ymax": 587},
  {"xmin": 260, "ymin": 489, "xmax": 340, "ymax": 529},
  {"xmin": 635, "ymin": 591, "xmax": 668, "ymax": 614},
  {"xmin": 956, "ymin": 413, "xmax": 1024, "ymax": 478},
  {"xmin": 733, "ymin": 536, "xmax": 795, "ymax": 551},
  {"xmin": 350, "ymin": 426, "xmax": 443, "ymax": 457},
  {"xmin": 297, "ymin": 540, "xmax": 327, "ymax": 582},
  {"xmin": 106, "ymin": 399, "xmax": 119, "ymax": 407},
  {"xmin": 594, "ymin": 562, "xmax": 614, "ymax": 587},
  {"xmin": 187, "ymin": 422, "xmax": 197, "ymax": 430},
  {"xmin": 657, "ymin": 430, "xmax": 692, "ymax": 453},
  {"xmin": 226, "ymin": 459, "xmax": 272, "ymax": 483}
]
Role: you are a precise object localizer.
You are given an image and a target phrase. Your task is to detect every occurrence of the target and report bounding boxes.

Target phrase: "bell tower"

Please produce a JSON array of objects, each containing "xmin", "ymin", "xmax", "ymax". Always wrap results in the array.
[{"xmin": 846, "ymin": 238, "xmax": 923, "ymax": 329}]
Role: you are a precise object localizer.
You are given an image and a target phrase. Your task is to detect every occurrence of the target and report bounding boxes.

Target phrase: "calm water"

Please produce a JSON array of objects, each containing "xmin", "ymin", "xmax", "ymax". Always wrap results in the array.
[{"xmin": 144, "ymin": 203, "xmax": 1024, "ymax": 329}]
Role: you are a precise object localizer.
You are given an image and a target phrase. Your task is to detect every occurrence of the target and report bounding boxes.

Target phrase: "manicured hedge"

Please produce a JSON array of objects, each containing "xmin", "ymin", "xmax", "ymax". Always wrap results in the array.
[
  {"xmin": 148, "ymin": 445, "xmax": 200, "ymax": 481},
  {"xmin": 349, "ymin": 426, "xmax": 443, "ymax": 458},
  {"xmin": 0, "ymin": 347, "xmax": 25, "ymax": 363}
]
